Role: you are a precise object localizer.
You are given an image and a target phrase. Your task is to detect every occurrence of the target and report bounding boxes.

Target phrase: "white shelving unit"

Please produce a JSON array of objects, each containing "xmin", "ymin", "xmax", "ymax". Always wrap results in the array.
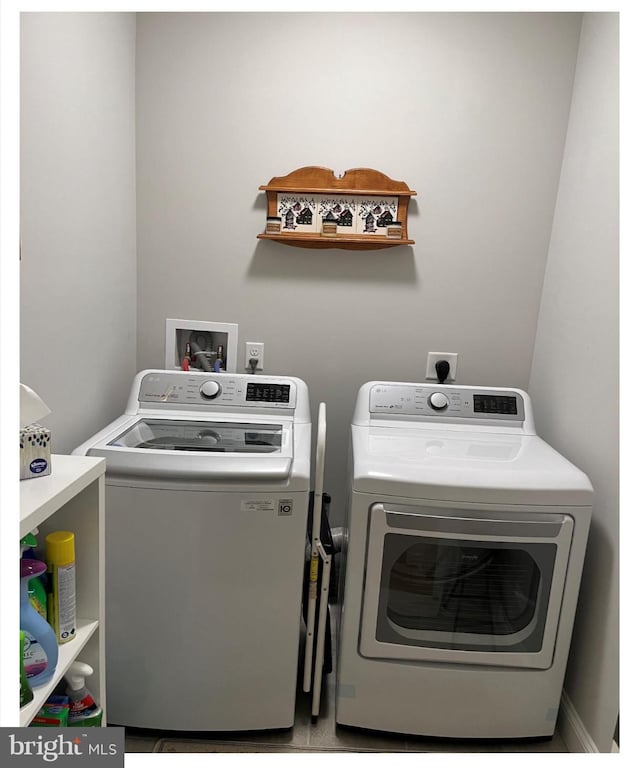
[{"xmin": 20, "ymin": 454, "xmax": 106, "ymax": 726}]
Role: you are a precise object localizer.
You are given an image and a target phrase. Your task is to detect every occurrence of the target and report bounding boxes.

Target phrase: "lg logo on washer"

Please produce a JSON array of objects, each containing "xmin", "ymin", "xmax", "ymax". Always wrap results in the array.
[
  {"xmin": 278, "ymin": 500, "xmax": 294, "ymax": 516},
  {"xmin": 238, "ymin": 499, "xmax": 293, "ymax": 515}
]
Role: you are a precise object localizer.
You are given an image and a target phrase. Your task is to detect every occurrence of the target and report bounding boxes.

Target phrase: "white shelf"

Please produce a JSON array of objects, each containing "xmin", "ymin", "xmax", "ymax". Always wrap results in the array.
[
  {"xmin": 19, "ymin": 453, "xmax": 106, "ymax": 726},
  {"xmin": 21, "ymin": 455, "xmax": 105, "ymax": 537},
  {"xmin": 20, "ymin": 620, "xmax": 99, "ymax": 726}
]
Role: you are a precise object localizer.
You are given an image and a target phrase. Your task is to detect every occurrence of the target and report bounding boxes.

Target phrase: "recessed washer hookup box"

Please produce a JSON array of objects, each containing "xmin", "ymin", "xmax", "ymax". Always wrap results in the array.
[{"xmin": 20, "ymin": 423, "xmax": 51, "ymax": 480}]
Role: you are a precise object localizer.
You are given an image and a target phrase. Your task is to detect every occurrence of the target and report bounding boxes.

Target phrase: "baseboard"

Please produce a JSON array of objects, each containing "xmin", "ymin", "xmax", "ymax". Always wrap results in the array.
[{"xmin": 558, "ymin": 691, "xmax": 599, "ymax": 753}]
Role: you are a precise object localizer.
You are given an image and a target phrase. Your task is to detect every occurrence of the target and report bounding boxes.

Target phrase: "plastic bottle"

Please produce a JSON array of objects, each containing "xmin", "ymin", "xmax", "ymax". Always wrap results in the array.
[
  {"xmin": 20, "ymin": 559, "xmax": 59, "ymax": 687},
  {"xmin": 45, "ymin": 531, "xmax": 76, "ymax": 644},
  {"xmin": 20, "ymin": 631, "xmax": 34, "ymax": 707},
  {"xmin": 65, "ymin": 662, "xmax": 103, "ymax": 726},
  {"xmin": 20, "ymin": 531, "xmax": 47, "ymax": 620}
]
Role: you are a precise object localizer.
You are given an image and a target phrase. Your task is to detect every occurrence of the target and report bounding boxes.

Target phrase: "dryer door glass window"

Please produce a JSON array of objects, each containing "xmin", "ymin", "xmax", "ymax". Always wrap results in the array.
[
  {"xmin": 378, "ymin": 535, "xmax": 555, "ymax": 653},
  {"xmin": 359, "ymin": 504, "xmax": 574, "ymax": 668}
]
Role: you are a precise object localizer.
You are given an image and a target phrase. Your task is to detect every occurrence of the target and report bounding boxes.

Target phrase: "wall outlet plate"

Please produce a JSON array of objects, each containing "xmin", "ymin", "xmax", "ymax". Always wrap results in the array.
[
  {"xmin": 245, "ymin": 341, "xmax": 264, "ymax": 370},
  {"xmin": 426, "ymin": 352, "xmax": 458, "ymax": 382}
]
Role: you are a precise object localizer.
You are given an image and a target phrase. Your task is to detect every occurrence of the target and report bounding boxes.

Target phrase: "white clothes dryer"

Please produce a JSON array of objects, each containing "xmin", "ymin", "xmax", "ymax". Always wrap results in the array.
[
  {"xmin": 74, "ymin": 369, "xmax": 312, "ymax": 731},
  {"xmin": 335, "ymin": 381, "xmax": 592, "ymax": 740}
]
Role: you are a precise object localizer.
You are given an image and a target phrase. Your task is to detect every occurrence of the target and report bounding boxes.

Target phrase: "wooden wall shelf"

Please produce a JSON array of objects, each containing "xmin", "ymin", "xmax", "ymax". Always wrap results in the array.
[{"xmin": 258, "ymin": 166, "xmax": 416, "ymax": 250}]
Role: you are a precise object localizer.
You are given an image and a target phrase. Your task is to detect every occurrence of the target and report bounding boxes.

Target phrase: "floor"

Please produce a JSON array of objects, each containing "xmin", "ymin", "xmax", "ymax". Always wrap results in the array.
[{"xmin": 123, "ymin": 608, "xmax": 568, "ymax": 754}]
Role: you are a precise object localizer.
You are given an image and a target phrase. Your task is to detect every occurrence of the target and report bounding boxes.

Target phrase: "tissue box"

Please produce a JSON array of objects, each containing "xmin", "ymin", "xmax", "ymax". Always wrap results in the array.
[{"xmin": 20, "ymin": 423, "xmax": 52, "ymax": 480}]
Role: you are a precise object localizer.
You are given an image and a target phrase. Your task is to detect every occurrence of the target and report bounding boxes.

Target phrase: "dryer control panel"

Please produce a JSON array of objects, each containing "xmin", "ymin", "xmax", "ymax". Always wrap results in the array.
[
  {"xmin": 369, "ymin": 384, "xmax": 525, "ymax": 422},
  {"xmin": 137, "ymin": 372, "xmax": 297, "ymax": 409}
]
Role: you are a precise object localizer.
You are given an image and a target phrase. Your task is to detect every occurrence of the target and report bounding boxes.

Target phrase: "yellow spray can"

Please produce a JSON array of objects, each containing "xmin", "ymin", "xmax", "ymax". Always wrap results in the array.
[{"xmin": 45, "ymin": 531, "xmax": 76, "ymax": 644}]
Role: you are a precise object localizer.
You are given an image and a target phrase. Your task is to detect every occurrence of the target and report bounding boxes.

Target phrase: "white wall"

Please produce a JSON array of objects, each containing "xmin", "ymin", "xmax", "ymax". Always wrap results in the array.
[
  {"xmin": 528, "ymin": 13, "xmax": 619, "ymax": 752},
  {"xmin": 20, "ymin": 13, "xmax": 137, "ymax": 453},
  {"xmin": 135, "ymin": 12, "xmax": 582, "ymax": 517}
]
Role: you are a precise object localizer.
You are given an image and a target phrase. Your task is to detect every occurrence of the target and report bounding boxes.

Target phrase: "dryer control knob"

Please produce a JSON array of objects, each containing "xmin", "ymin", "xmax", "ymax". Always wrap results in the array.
[
  {"xmin": 200, "ymin": 380, "xmax": 221, "ymax": 400},
  {"xmin": 429, "ymin": 392, "xmax": 449, "ymax": 411}
]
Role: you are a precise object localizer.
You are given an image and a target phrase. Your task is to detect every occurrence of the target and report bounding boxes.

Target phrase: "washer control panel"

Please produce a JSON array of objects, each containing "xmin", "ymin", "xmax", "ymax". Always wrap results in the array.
[
  {"xmin": 369, "ymin": 384, "xmax": 524, "ymax": 421},
  {"xmin": 138, "ymin": 372, "xmax": 296, "ymax": 409}
]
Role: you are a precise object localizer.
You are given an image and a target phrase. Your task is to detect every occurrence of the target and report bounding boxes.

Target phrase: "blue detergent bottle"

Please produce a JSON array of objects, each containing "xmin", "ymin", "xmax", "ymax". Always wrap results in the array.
[{"xmin": 20, "ymin": 559, "xmax": 58, "ymax": 687}]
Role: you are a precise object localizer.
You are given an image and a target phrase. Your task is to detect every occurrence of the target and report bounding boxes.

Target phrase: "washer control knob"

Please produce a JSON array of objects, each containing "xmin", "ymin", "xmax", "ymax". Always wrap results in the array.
[
  {"xmin": 200, "ymin": 380, "xmax": 221, "ymax": 400},
  {"xmin": 429, "ymin": 392, "xmax": 449, "ymax": 411}
]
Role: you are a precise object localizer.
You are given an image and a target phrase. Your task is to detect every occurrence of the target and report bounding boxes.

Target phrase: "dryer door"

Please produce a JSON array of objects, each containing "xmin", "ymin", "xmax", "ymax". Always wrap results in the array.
[{"xmin": 359, "ymin": 503, "xmax": 574, "ymax": 669}]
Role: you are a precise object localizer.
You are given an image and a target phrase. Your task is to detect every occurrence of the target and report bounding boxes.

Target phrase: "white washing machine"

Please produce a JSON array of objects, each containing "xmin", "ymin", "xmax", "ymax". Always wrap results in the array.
[
  {"xmin": 74, "ymin": 369, "xmax": 312, "ymax": 731},
  {"xmin": 335, "ymin": 381, "xmax": 592, "ymax": 740}
]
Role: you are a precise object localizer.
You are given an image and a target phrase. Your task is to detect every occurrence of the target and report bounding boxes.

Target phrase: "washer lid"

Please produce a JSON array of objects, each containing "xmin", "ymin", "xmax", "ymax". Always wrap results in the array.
[
  {"xmin": 109, "ymin": 418, "xmax": 284, "ymax": 454},
  {"xmin": 351, "ymin": 426, "xmax": 593, "ymax": 506},
  {"xmin": 85, "ymin": 415, "xmax": 296, "ymax": 483}
]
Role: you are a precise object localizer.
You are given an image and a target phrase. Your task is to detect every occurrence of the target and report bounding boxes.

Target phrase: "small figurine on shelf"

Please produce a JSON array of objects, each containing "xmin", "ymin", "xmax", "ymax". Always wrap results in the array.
[
  {"xmin": 321, "ymin": 219, "xmax": 337, "ymax": 237},
  {"xmin": 387, "ymin": 221, "xmax": 403, "ymax": 239},
  {"xmin": 265, "ymin": 216, "xmax": 281, "ymax": 234}
]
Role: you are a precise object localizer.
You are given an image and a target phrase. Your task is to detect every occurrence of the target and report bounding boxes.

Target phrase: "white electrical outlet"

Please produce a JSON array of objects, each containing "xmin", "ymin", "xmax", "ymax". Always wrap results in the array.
[
  {"xmin": 245, "ymin": 342, "xmax": 264, "ymax": 371},
  {"xmin": 426, "ymin": 352, "xmax": 458, "ymax": 382}
]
